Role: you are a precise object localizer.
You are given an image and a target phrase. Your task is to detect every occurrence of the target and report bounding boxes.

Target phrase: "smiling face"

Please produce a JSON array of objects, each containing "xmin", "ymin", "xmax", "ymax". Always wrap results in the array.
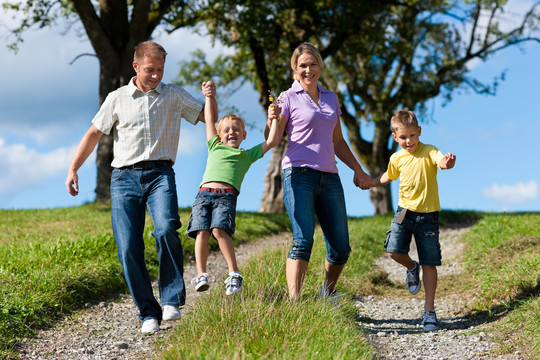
[
  {"xmin": 294, "ymin": 53, "xmax": 321, "ymax": 90},
  {"xmin": 217, "ymin": 116, "xmax": 246, "ymax": 148},
  {"xmin": 392, "ymin": 125, "xmax": 422, "ymax": 153},
  {"xmin": 133, "ymin": 55, "xmax": 164, "ymax": 92}
]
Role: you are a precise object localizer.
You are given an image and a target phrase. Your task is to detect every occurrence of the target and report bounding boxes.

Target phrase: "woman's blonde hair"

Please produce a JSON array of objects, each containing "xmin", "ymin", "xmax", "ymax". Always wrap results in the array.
[{"xmin": 290, "ymin": 42, "xmax": 324, "ymax": 81}]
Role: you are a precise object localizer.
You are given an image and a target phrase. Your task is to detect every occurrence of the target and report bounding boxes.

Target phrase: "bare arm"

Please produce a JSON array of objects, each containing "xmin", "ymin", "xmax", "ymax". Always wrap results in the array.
[
  {"xmin": 333, "ymin": 121, "xmax": 372, "ymax": 190},
  {"xmin": 197, "ymin": 80, "xmax": 217, "ymax": 124},
  {"xmin": 202, "ymin": 81, "xmax": 218, "ymax": 141},
  {"xmin": 439, "ymin": 152, "xmax": 456, "ymax": 169},
  {"xmin": 264, "ymin": 112, "xmax": 289, "ymax": 142},
  {"xmin": 261, "ymin": 106, "xmax": 281, "ymax": 155},
  {"xmin": 65, "ymin": 125, "xmax": 104, "ymax": 196},
  {"xmin": 371, "ymin": 171, "xmax": 392, "ymax": 187}
]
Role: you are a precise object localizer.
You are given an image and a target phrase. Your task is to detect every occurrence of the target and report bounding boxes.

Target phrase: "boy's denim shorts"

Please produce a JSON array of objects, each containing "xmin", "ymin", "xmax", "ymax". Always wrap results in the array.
[
  {"xmin": 186, "ymin": 189, "xmax": 237, "ymax": 239},
  {"xmin": 384, "ymin": 206, "xmax": 442, "ymax": 266}
]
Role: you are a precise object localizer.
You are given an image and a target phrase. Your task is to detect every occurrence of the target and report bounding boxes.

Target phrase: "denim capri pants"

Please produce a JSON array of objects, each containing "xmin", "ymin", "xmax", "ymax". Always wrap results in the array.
[{"xmin": 282, "ymin": 167, "xmax": 351, "ymax": 265}]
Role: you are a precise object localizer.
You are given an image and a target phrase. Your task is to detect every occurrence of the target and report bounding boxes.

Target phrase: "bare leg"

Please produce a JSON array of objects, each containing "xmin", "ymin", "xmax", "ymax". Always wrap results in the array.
[
  {"xmin": 324, "ymin": 260, "xmax": 345, "ymax": 293},
  {"xmin": 422, "ymin": 265, "xmax": 437, "ymax": 311},
  {"xmin": 212, "ymin": 228, "xmax": 239, "ymax": 273},
  {"xmin": 388, "ymin": 252, "xmax": 416, "ymax": 270},
  {"xmin": 286, "ymin": 258, "xmax": 309, "ymax": 300},
  {"xmin": 195, "ymin": 230, "xmax": 211, "ymax": 275}
]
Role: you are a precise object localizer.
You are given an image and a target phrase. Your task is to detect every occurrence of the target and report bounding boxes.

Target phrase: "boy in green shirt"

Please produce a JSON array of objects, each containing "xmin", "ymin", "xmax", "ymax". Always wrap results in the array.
[
  {"xmin": 187, "ymin": 81, "xmax": 280, "ymax": 295},
  {"xmin": 371, "ymin": 110, "xmax": 456, "ymax": 331}
]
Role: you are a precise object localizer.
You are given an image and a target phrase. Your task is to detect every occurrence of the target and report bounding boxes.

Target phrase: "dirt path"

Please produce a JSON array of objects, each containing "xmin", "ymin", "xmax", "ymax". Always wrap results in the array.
[
  {"xmin": 356, "ymin": 225, "xmax": 526, "ymax": 360},
  {"xmin": 17, "ymin": 233, "xmax": 290, "ymax": 360},
  {"xmin": 18, "ymin": 225, "xmax": 527, "ymax": 360}
]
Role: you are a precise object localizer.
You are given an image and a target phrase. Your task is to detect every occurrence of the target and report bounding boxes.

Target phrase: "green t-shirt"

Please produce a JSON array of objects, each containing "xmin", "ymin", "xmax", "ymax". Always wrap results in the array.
[{"xmin": 200, "ymin": 135, "xmax": 263, "ymax": 193}]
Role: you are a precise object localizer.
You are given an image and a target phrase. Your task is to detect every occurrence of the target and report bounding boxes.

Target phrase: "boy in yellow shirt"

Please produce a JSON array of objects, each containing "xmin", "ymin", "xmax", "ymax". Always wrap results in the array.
[{"xmin": 371, "ymin": 110, "xmax": 456, "ymax": 331}]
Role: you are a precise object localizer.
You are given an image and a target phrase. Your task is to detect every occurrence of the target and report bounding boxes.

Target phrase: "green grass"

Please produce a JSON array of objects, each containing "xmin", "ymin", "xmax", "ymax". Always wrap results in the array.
[
  {"xmin": 1, "ymin": 206, "xmax": 538, "ymax": 359},
  {"xmin": 0, "ymin": 204, "xmax": 290, "ymax": 359},
  {"xmin": 456, "ymin": 213, "xmax": 540, "ymax": 358}
]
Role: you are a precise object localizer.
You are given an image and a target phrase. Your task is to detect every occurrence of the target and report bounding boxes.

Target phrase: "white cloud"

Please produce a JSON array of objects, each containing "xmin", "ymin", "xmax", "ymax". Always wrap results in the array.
[
  {"xmin": 177, "ymin": 125, "xmax": 206, "ymax": 155},
  {"xmin": 482, "ymin": 181, "xmax": 539, "ymax": 205},
  {"xmin": 0, "ymin": 138, "xmax": 78, "ymax": 200}
]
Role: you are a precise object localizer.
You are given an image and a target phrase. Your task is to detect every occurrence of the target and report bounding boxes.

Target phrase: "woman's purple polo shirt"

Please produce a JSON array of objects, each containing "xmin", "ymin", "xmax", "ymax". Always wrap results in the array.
[{"xmin": 280, "ymin": 80, "xmax": 340, "ymax": 173}]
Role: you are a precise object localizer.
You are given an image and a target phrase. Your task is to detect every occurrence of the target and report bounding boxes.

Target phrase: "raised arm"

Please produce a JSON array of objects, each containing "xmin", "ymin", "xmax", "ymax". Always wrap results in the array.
[
  {"xmin": 261, "ymin": 105, "xmax": 281, "ymax": 155},
  {"xmin": 65, "ymin": 124, "xmax": 104, "ymax": 196},
  {"xmin": 202, "ymin": 81, "xmax": 218, "ymax": 141},
  {"xmin": 439, "ymin": 152, "xmax": 456, "ymax": 170}
]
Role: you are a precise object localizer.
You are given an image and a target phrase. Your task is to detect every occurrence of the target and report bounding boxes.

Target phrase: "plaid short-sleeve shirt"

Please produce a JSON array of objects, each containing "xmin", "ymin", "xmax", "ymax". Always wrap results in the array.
[{"xmin": 92, "ymin": 77, "xmax": 203, "ymax": 168}]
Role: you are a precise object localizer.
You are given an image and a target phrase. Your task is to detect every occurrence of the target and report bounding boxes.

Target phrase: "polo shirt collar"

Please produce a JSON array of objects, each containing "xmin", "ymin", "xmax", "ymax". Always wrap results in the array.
[{"xmin": 291, "ymin": 80, "xmax": 329, "ymax": 94}]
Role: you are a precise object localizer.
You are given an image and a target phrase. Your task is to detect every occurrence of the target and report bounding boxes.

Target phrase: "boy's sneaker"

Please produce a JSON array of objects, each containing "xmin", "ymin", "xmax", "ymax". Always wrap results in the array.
[
  {"xmin": 421, "ymin": 310, "xmax": 439, "ymax": 331},
  {"xmin": 141, "ymin": 318, "xmax": 159, "ymax": 334},
  {"xmin": 191, "ymin": 273, "xmax": 210, "ymax": 292},
  {"xmin": 406, "ymin": 261, "xmax": 421, "ymax": 295},
  {"xmin": 224, "ymin": 273, "xmax": 243, "ymax": 295},
  {"xmin": 162, "ymin": 305, "xmax": 181, "ymax": 321}
]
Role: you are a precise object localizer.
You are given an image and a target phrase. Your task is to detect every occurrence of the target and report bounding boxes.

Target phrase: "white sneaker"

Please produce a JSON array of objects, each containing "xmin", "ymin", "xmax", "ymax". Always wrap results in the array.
[
  {"xmin": 224, "ymin": 273, "xmax": 243, "ymax": 295},
  {"xmin": 141, "ymin": 318, "xmax": 159, "ymax": 334},
  {"xmin": 421, "ymin": 310, "xmax": 439, "ymax": 331},
  {"xmin": 191, "ymin": 273, "xmax": 210, "ymax": 292},
  {"xmin": 162, "ymin": 305, "xmax": 181, "ymax": 321}
]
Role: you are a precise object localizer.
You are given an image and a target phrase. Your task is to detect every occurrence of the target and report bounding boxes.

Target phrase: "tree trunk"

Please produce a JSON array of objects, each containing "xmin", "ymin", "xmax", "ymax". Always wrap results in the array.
[
  {"xmin": 259, "ymin": 138, "xmax": 287, "ymax": 213},
  {"xmin": 369, "ymin": 183, "xmax": 393, "ymax": 214},
  {"xmin": 95, "ymin": 134, "xmax": 114, "ymax": 203}
]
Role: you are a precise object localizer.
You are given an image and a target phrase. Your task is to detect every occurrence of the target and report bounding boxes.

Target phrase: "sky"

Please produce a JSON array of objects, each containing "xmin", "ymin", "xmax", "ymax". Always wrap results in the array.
[{"xmin": 1, "ymin": 3, "xmax": 539, "ymax": 217}]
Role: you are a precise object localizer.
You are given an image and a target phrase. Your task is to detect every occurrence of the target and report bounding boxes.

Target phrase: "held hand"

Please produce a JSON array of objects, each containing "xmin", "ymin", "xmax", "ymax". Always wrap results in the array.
[
  {"xmin": 201, "ymin": 81, "xmax": 216, "ymax": 98},
  {"xmin": 65, "ymin": 171, "xmax": 79, "ymax": 196},
  {"xmin": 353, "ymin": 170, "xmax": 372, "ymax": 190},
  {"xmin": 267, "ymin": 105, "xmax": 281, "ymax": 121}
]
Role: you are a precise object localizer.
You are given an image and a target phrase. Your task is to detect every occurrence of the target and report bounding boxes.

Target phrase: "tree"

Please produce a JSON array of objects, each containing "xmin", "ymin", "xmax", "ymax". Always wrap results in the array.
[
  {"xmin": 172, "ymin": 0, "xmax": 391, "ymax": 212},
  {"xmin": 177, "ymin": 0, "xmax": 540, "ymax": 214},
  {"xmin": 326, "ymin": 0, "xmax": 540, "ymax": 213},
  {"xmin": 2, "ymin": 0, "xmax": 198, "ymax": 203}
]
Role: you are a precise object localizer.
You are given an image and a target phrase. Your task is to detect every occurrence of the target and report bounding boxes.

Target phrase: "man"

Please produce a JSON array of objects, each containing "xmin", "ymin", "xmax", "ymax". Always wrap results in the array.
[{"xmin": 65, "ymin": 41, "xmax": 216, "ymax": 334}]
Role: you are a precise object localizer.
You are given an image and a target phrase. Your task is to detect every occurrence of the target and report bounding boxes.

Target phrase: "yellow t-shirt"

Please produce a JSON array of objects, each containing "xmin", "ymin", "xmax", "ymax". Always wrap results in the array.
[{"xmin": 387, "ymin": 143, "xmax": 444, "ymax": 212}]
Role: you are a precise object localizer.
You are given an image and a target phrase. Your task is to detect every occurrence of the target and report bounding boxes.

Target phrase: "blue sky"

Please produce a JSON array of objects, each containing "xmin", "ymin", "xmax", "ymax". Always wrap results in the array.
[{"xmin": 1, "ymin": 3, "xmax": 539, "ymax": 216}]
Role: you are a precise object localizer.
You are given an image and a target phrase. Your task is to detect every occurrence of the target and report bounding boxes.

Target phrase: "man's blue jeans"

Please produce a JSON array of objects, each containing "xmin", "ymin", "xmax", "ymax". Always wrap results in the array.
[{"xmin": 111, "ymin": 166, "xmax": 185, "ymax": 323}]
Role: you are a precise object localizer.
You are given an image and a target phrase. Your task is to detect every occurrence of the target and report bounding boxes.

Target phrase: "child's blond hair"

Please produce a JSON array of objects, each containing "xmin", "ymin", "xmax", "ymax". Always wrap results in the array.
[
  {"xmin": 391, "ymin": 110, "xmax": 419, "ymax": 132},
  {"xmin": 216, "ymin": 114, "xmax": 246, "ymax": 141}
]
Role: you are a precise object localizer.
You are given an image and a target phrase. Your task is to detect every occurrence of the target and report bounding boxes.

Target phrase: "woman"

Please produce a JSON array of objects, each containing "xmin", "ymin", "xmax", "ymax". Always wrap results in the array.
[{"xmin": 266, "ymin": 42, "xmax": 372, "ymax": 300}]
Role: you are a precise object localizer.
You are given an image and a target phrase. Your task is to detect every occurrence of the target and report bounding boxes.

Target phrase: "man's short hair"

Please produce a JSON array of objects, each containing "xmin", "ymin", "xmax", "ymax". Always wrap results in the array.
[{"xmin": 134, "ymin": 41, "xmax": 167, "ymax": 62}]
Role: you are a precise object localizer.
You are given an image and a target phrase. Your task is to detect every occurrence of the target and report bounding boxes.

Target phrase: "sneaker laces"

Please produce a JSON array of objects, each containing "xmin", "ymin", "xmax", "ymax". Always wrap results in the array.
[
  {"xmin": 406, "ymin": 264, "xmax": 419, "ymax": 286},
  {"xmin": 421, "ymin": 310, "xmax": 437, "ymax": 325},
  {"xmin": 225, "ymin": 274, "xmax": 243, "ymax": 288},
  {"xmin": 191, "ymin": 273, "xmax": 209, "ymax": 285}
]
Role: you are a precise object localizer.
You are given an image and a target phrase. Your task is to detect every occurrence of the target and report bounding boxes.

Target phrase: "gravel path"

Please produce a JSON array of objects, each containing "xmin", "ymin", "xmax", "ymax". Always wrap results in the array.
[
  {"xmin": 17, "ymin": 226, "xmax": 526, "ymax": 359},
  {"xmin": 357, "ymin": 224, "xmax": 526, "ymax": 360},
  {"xmin": 17, "ymin": 233, "xmax": 290, "ymax": 360}
]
